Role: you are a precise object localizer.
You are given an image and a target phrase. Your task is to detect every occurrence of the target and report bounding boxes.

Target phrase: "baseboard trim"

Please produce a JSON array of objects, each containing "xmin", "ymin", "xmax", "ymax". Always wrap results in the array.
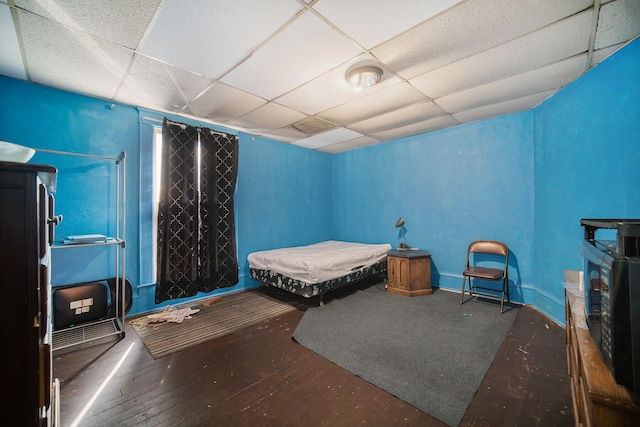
[{"xmin": 433, "ymin": 272, "xmax": 565, "ymax": 325}]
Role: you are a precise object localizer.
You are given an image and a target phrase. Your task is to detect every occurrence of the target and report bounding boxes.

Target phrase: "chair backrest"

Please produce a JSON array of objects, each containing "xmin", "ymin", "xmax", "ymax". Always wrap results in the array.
[
  {"xmin": 468, "ymin": 240, "xmax": 508, "ymax": 257},
  {"xmin": 466, "ymin": 240, "xmax": 509, "ymax": 273}
]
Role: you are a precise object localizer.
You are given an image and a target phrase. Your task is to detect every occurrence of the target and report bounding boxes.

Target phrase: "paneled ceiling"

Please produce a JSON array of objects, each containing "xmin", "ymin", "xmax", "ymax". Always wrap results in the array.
[{"xmin": 1, "ymin": 0, "xmax": 639, "ymax": 153}]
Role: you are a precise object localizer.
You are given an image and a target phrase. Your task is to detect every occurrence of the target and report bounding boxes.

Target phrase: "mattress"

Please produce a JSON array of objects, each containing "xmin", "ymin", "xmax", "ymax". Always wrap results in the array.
[{"xmin": 247, "ymin": 240, "xmax": 391, "ymax": 284}]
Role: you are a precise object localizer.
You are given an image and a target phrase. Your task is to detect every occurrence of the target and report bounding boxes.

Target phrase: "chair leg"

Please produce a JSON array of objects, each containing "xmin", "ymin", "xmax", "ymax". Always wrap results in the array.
[
  {"xmin": 460, "ymin": 276, "xmax": 473, "ymax": 304},
  {"xmin": 499, "ymin": 278, "xmax": 507, "ymax": 313},
  {"xmin": 505, "ymin": 277, "xmax": 510, "ymax": 303}
]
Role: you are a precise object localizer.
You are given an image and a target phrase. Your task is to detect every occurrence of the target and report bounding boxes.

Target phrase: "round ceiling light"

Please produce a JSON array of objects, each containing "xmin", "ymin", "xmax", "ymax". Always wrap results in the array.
[{"xmin": 346, "ymin": 66, "xmax": 383, "ymax": 90}]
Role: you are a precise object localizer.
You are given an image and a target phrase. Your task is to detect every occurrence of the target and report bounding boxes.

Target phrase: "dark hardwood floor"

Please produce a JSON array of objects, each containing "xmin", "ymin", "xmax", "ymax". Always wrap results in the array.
[{"xmin": 54, "ymin": 286, "xmax": 573, "ymax": 426}]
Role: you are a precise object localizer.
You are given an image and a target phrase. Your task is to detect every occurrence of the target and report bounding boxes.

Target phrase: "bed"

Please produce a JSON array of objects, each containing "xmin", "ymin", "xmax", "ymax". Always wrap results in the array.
[{"xmin": 248, "ymin": 240, "xmax": 391, "ymax": 304}]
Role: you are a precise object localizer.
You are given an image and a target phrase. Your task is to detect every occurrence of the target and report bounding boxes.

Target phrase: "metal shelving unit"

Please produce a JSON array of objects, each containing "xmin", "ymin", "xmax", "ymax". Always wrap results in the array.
[{"xmin": 42, "ymin": 150, "xmax": 127, "ymax": 351}]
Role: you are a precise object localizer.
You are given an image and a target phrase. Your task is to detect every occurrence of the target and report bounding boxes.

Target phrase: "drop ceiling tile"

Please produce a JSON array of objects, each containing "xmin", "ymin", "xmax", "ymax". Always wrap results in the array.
[
  {"xmin": 372, "ymin": 0, "xmax": 593, "ymax": 79},
  {"xmin": 0, "ymin": 4, "xmax": 26, "ymax": 80},
  {"xmin": 370, "ymin": 114, "xmax": 459, "ymax": 142},
  {"xmin": 18, "ymin": 10, "xmax": 133, "ymax": 100},
  {"xmin": 140, "ymin": 0, "xmax": 302, "ymax": 79},
  {"xmin": 312, "ymin": 0, "xmax": 463, "ymax": 49},
  {"xmin": 287, "ymin": 117, "xmax": 337, "ymax": 136},
  {"xmin": 452, "ymin": 90, "xmax": 556, "ymax": 124},
  {"xmin": 436, "ymin": 54, "xmax": 586, "ymax": 113},
  {"xmin": 293, "ymin": 127, "xmax": 363, "ymax": 150},
  {"xmin": 594, "ymin": 0, "xmax": 640, "ymax": 49},
  {"xmin": 318, "ymin": 136, "xmax": 380, "ymax": 154},
  {"xmin": 189, "ymin": 82, "xmax": 266, "ymax": 123},
  {"xmin": 348, "ymin": 101, "xmax": 446, "ymax": 135},
  {"xmin": 257, "ymin": 127, "xmax": 309, "ymax": 143},
  {"xmin": 15, "ymin": 0, "xmax": 161, "ymax": 49},
  {"xmin": 228, "ymin": 102, "xmax": 306, "ymax": 133},
  {"xmin": 319, "ymin": 82, "xmax": 429, "ymax": 126},
  {"xmin": 221, "ymin": 11, "xmax": 362, "ymax": 100},
  {"xmin": 410, "ymin": 10, "xmax": 593, "ymax": 99},
  {"xmin": 5, "ymin": 0, "xmax": 638, "ymax": 155},
  {"xmin": 591, "ymin": 42, "xmax": 626, "ymax": 67},
  {"xmin": 115, "ymin": 54, "xmax": 213, "ymax": 113},
  {"xmin": 276, "ymin": 53, "xmax": 402, "ymax": 115}
]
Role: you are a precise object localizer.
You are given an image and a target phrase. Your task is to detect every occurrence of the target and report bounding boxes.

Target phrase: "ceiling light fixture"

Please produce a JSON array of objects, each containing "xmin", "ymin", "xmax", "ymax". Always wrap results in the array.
[{"xmin": 346, "ymin": 66, "xmax": 383, "ymax": 91}]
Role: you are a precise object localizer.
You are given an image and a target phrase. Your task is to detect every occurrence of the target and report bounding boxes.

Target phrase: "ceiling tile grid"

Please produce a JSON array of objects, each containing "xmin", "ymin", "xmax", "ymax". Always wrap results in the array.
[
  {"xmin": 595, "ymin": 0, "xmax": 640, "ymax": 48},
  {"xmin": 591, "ymin": 42, "xmax": 627, "ymax": 65},
  {"xmin": 115, "ymin": 54, "xmax": 213, "ymax": 114},
  {"xmin": 369, "ymin": 114, "xmax": 460, "ymax": 144},
  {"xmin": 311, "ymin": 0, "xmax": 465, "ymax": 50},
  {"xmin": 0, "ymin": 3, "xmax": 26, "ymax": 80},
  {"xmin": 1, "ymin": 0, "xmax": 638, "ymax": 152},
  {"xmin": 220, "ymin": 10, "xmax": 362, "ymax": 100},
  {"xmin": 15, "ymin": 0, "xmax": 161, "ymax": 49},
  {"xmin": 320, "ymin": 136, "xmax": 381, "ymax": 154},
  {"xmin": 452, "ymin": 90, "xmax": 557, "ymax": 124},
  {"xmin": 140, "ymin": 0, "xmax": 303, "ymax": 79},
  {"xmin": 188, "ymin": 82, "xmax": 267, "ymax": 123},
  {"xmin": 408, "ymin": 10, "xmax": 594, "ymax": 100},
  {"xmin": 228, "ymin": 101, "xmax": 306, "ymax": 134},
  {"xmin": 371, "ymin": 0, "xmax": 594, "ymax": 80},
  {"xmin": 274, "ymin": 53, "xmax": 401, "ymax": 116},
  {"xmin": 348, "ymin": 101, "xmax": 447, "ymax": 135},
  {"xmin": 293, "ymin": 127, "xmax": 363, "ymax": 150},
  {"xmin": 18, "ymin": 10, "xmax": 134, "ymax": 100},
  {"xmin": 435, "ymin": 54, "xmax": 588, "ymax": 114},
  {"xmin": 258, "ymin": 126, "xmax": 309, "ymax": 144},
  {"xmin": 318, "ymin": 82, "xmax": 430, "ymax": 127}
]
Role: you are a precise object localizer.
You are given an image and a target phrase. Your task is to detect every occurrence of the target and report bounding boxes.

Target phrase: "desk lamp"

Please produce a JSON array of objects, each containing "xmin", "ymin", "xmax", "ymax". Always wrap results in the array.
[{"xmin": 395, "ymin": 218, "xmax": 410, "ymax": 250}]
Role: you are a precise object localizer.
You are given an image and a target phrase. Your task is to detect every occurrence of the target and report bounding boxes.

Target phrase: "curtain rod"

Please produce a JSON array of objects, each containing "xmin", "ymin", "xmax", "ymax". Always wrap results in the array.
[
  {"xmin": 141, "ymin": 116, "xmax": 236, "ymax": 139},
  {"xmin": 34, "ymin": 148, "xmax": 123, "ymax": 162}
]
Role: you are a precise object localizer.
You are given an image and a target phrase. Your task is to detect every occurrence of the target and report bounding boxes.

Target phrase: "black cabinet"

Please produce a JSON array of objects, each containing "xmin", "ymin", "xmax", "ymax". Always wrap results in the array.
[{"xmin": 1, "ymin": 161, "xmax": 59, "ymax": 426}]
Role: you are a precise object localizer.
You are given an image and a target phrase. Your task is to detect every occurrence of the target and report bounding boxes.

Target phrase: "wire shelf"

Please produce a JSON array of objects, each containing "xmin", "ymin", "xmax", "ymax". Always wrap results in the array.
[{"xmin": 52, "ymin": 318, "xmax": 124, "ymax": 351}]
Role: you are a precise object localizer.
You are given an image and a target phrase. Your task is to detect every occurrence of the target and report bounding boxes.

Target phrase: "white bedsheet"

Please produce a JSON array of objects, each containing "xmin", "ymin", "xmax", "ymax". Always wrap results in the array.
[{"xmin": 248, "ymin": 240, "xmax": 391, "ymax": 284}]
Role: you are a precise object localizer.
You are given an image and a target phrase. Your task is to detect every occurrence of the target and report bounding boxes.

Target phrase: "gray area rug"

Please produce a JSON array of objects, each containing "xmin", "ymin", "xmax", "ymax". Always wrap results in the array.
[
  {"xmin": 132, "ymin": 289, "xmax": 300, "ymax": 359},
  {"xmin": 292, "ymin": 285, "xmax": 518, "ymax": 426}
]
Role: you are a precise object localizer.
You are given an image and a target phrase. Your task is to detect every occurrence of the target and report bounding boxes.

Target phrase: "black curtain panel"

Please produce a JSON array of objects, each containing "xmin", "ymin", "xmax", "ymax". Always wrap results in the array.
[
  {"xmin": 156, "ymin": 118, "xmax": 238, "ymax": 304},
  {"xmin": 198, "ymin": 127, "xmax": 239, "ymax": 292}
]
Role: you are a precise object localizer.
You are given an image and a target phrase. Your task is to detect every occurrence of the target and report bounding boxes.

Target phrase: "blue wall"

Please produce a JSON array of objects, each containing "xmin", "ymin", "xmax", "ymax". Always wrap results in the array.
[
  {"xmin": 0, "ymin": 79, "xmax": 141, "ymax": 290},
  {"xmin": 1, "ymin": 38, "xmax": 638, "ymax": 322},
  {"xmin": 235, "ymin": 133, "xmax": 333, "ymax": 285},
  {"xmin": 332, "ymin": 38, "xmax": 639, "ymax": 324},
  {"xmin": 332, "ymin": 112, "xmax": 536, "ymax": 303},
  {"xmin": 533, "ymin": 38, "xmax": 640, "ymax": 321},
  {"xmin": 0, "ymin": 78, "xmax": 332, "ymax": 315}
]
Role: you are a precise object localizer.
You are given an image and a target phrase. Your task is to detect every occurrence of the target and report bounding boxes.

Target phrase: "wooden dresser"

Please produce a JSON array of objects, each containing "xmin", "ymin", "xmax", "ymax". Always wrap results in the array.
[
  {"xmin": 0, "ymin": 162, "xmax": 60, "ymax": 426},
  {"xmin": 386, "ymin": 249, "xmax": 432, "ymax": 296},
  {"xmin": 565, "ymin": 285, "xmax": 640, "ymax": 426}
]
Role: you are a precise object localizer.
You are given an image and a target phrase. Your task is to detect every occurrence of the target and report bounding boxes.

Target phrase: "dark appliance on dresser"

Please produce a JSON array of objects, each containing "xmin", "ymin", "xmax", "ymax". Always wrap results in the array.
[
  {"xmin": 1, "ymin": 162, "xmax": 61, "ymax": 426},
  {"xmin": 581, "ymin": 218, "xmax": 640, "ymax": 391}
]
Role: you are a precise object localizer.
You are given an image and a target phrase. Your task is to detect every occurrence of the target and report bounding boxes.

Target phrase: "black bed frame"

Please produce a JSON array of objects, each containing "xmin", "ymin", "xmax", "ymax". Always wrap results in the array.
[{"xmin": 250, "ymin": 259, "xmax": 388, "ymax": 305}]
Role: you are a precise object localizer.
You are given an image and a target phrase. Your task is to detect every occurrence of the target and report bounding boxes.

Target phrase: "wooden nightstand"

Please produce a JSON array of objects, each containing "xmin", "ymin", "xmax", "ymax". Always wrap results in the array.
[{"xmin": 386, "ymin": 249, "xmax": 432, "ymax": 296}]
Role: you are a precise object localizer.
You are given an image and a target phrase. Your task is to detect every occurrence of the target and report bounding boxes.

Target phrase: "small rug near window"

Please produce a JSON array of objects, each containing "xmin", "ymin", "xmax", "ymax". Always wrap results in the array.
[{"xmin": 131, "ymin": 288, "xmax": 302, "ymax": 359}]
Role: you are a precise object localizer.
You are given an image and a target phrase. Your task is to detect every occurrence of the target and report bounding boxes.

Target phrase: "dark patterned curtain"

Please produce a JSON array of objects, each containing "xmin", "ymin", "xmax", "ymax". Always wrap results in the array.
[{"xmin": 156, "ymin": 118, "xmax": 238, "ymax": 303}]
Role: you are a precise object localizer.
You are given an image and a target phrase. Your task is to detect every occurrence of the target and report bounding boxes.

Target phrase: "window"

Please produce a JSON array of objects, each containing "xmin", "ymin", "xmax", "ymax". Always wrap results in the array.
[{"xmin": 152, "ymin": 127, "xmax": 162, "ymax": 281}]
